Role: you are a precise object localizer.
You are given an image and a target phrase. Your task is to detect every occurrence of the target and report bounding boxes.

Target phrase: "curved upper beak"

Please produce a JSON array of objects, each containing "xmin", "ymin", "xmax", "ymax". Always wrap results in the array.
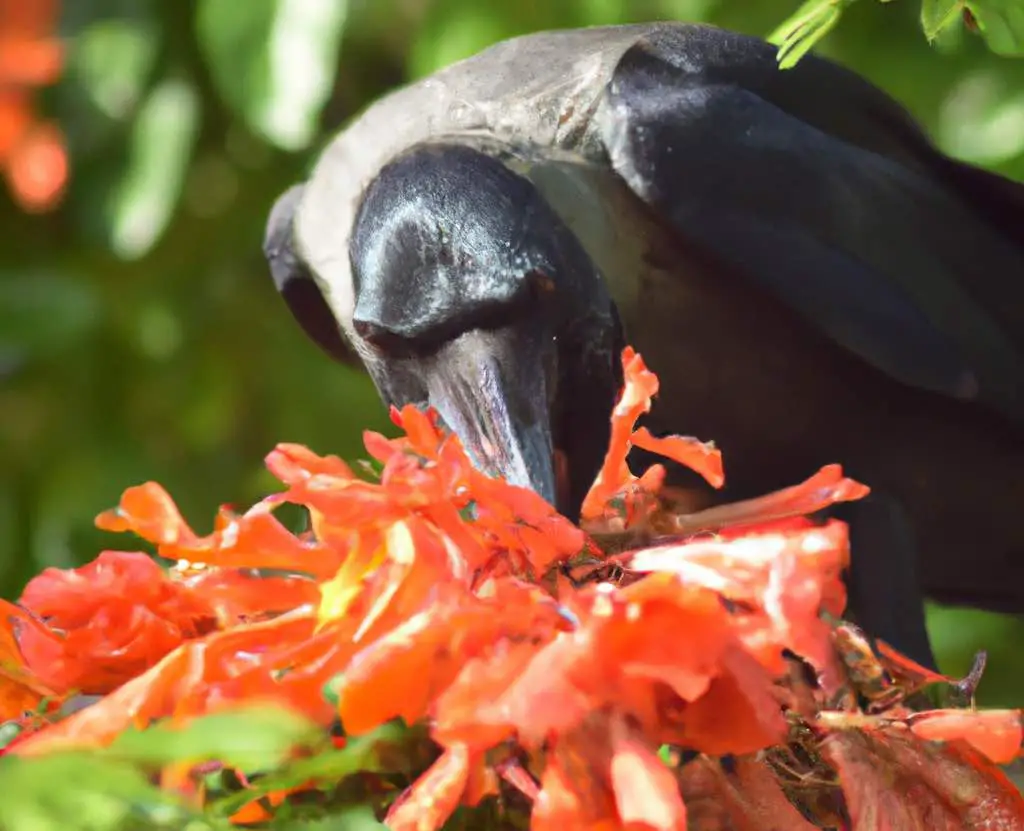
[{"xmin": 418, "ymin": 328, "xmax": 563, "ymax": 510}]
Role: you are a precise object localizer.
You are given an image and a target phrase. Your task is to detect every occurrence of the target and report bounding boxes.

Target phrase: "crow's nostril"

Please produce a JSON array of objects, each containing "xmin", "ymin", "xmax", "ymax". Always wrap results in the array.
[
  {"xmin": 352, "ymin": 317, "xmax": 412, "ymax": 354},
  {"xmin": 352, "ymin": 317, "xmax": 384, "ymax": 342}
]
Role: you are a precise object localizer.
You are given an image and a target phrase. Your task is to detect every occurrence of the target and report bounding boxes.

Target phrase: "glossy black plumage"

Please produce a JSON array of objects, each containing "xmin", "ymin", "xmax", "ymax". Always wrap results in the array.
[{"xmin": 263, "ymin": 22, "xmax": 1024, "ymax": 669}]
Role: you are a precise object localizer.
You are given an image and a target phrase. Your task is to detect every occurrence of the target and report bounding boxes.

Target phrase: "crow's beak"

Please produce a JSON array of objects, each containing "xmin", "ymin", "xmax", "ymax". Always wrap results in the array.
[{"xmin": 420, "ymin": 328, "xmax": 561, "ymax": 509}]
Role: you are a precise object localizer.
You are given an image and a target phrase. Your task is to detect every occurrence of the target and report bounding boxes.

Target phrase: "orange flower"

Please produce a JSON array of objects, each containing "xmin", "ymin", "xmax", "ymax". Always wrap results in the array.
[
  {"xmin": 581, "ymin": 347, "xmax": 723, "ymax": 524},
  {"xmin": 12, "ymin": 609, "xmax": 325, "ymax": 756},
  {"xmin": 0, "ymin": 0, "xmax": 67, "ymax": 212},
  {"xmin": 0, "ymin": 599, "xmax": 57, "ymax": 721},
  {"xmin": 182, "ymin": 568, "xmax": 320, "ymax": 625},
  {"xmin": 96, "ymin": 482, "xmax": 341, "ymax": 579},
  {"xmin": 531, "ymin": 713, "xmax": 686, "ymax": 831},
  {"xmin": 17, "ymin": 551, "xmax": 217, "ymax": 694},
  {"xmin": 628, "ymin": 519, "xmax": 850, "ymax": 673},
  {"xmin": 386, "ymin": 743, "xmax": 475, "ymax": 831},
  {"xmin": 432, "ymin": 567, "xmax": 788, "ymax": 764}
]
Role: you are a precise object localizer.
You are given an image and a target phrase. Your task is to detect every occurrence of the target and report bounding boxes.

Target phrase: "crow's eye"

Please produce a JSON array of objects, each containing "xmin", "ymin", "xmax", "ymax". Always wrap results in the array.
[{"xmin": 527, "ymin": 270, "xmax": 557, "ymax": 295}]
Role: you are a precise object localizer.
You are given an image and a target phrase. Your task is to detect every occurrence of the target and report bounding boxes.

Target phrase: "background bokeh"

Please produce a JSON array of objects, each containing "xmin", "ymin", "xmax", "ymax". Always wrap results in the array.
[{"xmin": 2, "ymin": 0, "xmax": 1023, "ymax": 703}]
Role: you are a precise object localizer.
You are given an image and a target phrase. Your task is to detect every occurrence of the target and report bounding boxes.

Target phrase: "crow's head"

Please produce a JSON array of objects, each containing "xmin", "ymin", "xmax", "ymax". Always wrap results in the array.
[{"xmin": 264, "ymin": 141, "xmax": 624, "ymax": 518}]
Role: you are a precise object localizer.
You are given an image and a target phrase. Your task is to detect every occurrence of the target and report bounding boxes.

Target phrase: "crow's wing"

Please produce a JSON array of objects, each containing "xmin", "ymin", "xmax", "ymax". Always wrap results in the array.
[{"xmin": 598, "ymin": 25, "xmax": 1024, "ymax": 424}]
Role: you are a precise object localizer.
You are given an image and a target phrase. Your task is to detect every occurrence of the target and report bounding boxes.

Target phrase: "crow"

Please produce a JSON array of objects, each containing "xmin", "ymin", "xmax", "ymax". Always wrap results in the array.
[{"xmin": 263, "ymin": 23, "xmax": 1024, "ymax": 669}]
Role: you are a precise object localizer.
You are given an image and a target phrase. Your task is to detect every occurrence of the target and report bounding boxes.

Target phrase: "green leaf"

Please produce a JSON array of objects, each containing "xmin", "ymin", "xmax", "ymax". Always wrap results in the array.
[
  {"xmin": 196, "ymin": 0, "xmax": 348, "ymax": 151},
  {"xmin": 769, "ymin": 0, "xmax": 857, "ymax": 68},
  {"xmin": 206, "ymin": 721, "xmax": 416, "ymax": 818},
  {"xmin": 0, "ymin": 753, "xmax": 209, "ymax": 831},
  {"xmin": 108, "ymin": 704, "xmax": 323, "ymax": 771},
  {"xmin": 921, "ymin": 0, "xmax": 967, "ymax": 41},
  {"xmin": 107, "ymin": 78, "xmax": 201, "ymax": 260},
  {"xmin": 966, "ymin": 0, "xmax": 1024, "ymax": 55}
]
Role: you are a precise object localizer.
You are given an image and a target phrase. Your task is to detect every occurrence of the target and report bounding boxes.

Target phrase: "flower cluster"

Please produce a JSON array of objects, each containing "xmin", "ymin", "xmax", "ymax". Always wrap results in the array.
[{"xmin": 1, "ymin": 348, "xmax": 1021, "ymax": 829}]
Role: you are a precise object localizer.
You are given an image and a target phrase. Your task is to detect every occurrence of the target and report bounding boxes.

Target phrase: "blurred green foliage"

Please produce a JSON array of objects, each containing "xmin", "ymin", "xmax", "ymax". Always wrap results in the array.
[
  {"xmin": 772, "ymin": 0, "xmax": 1024, "ymax": 67},
  {"xmin": 2, "ymin": 0, "xmax": 1023, "ymax": 703},
  {"xmin": 0, "ymin": 704, "xmax": 403, "ymax": 829}
]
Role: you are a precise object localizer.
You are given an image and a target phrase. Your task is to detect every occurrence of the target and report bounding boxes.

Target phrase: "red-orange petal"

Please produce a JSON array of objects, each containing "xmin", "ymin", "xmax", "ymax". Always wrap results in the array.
[
  {"xmin": 908, "ymin": 709, "xmax": 1023, "ymax": 765},
  {"xmin": 608, "ymin": 716, "xmax": 687, "ymax": 830},
  {"xmin": 630, "ymin": 427, "xmax": 724, "ymax": 489},
  {"xmin": 386, "ymin": 744, "xmax": 471, "ymax": 831},
  {"xmin": 94, "ymin": 483, "xmax": 200, "ymax": 546}
]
